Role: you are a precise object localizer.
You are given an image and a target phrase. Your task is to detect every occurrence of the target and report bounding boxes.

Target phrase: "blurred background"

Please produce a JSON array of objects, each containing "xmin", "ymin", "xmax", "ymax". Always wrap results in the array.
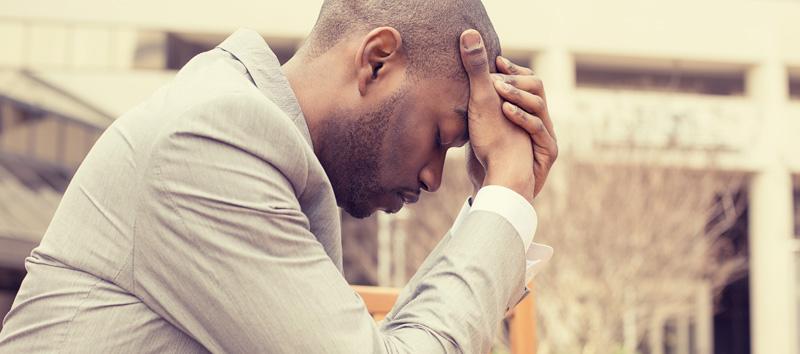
[{"xmin": 0, "ymin": 0, "xmax": 798, "ymax": 353}]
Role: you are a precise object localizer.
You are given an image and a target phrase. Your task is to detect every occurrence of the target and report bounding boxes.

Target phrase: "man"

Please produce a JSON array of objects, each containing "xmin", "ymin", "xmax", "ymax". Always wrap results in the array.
[{"xmin": 0, "ymin": 0, "xmax": 558, "ymax": 352}]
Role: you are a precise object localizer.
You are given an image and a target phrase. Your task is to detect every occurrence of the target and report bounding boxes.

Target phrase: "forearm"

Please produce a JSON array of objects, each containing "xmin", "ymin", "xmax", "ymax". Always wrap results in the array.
[{"xmin": 380, "ymin": 211, "xmax": 526, "ymax": 353}]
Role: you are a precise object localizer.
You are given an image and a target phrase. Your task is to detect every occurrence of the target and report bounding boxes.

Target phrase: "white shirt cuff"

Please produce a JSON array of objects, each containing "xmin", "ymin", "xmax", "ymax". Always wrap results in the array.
[
  {"xmin": 471, "ymin": 185, "xmax": 537, "ymax": 250},
  {"xmin": 525, "ymin": 243, "xmax": 554, "ymax": 285},
  {"xmin": 449, "ymin": 191, "xmax": 553, "ymax": 287}
]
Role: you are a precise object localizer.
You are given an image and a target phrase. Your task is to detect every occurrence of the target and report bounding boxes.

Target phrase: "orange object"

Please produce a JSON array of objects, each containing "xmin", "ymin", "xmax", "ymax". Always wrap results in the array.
[{"xmin": 353, "ymin": 285, "xmax": 537, "ymax": 354}]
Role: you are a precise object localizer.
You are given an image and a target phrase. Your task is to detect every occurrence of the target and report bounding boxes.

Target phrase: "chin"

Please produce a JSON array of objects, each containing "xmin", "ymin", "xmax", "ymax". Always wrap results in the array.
[{"xmin": 342, "ymin": 203, "xmax": 377, "ymax": 219}]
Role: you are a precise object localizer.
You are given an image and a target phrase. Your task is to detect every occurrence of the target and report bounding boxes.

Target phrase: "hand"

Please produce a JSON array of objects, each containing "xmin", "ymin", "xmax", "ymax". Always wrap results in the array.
[
  {"xmin": 465, "ymin": 144, "xmax": 485, "ymax": 198},
  {"xmin": 460, "ymin": 30, "xmax": 534, "ymax": 201},
  {"xmin": 490, "ymin": 56, "xmax": 558, "ymax": 198}
]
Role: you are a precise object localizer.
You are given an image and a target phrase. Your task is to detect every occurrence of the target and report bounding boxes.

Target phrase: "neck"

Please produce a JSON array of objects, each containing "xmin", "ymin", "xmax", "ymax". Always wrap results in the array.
[{"xmin": 282, "ymin": 51, "xmax": 338, "ymax": 157}]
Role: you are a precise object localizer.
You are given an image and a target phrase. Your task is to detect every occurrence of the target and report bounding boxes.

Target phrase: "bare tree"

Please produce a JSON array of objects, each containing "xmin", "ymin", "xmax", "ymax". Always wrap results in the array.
[
  {"xmin": 532, "ymin": 152, "xmax": 746, "ymax": 354},
  {"xmin": 341, "ymin": 145, "xmax": 746, "ymax": 354},
  {"xmin": 341, "ymin": 212, "xmax": 380, "ymax": 285}
]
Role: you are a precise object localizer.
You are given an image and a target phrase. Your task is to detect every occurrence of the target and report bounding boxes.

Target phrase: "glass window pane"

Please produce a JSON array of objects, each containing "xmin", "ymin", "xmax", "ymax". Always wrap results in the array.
[{"xmin": 794, "ymin": 183, "xmax": 800, "ymax": 237}]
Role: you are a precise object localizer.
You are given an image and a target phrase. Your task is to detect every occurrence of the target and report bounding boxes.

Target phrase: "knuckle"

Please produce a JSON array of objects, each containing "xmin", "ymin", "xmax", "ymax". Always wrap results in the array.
[
  {"xmin": 531, "ymin": 96, "xmax": 546, "ymax": 112},
  {"xmin": 552, "ymin": 145, "xmax": 559, "ymax": 159},
  {"xmin": 467, "ymin": 59, "xmax": 488, "ymax": 74},
  {"xmin": 512, "ymin": 105, "xmax": 530, "ymax": 121},
  {"xmin": 508, "ymin": 85, "xmax": 522, "ymax": 99},
  {"xmin": 515, "ymin": 105, "xmax": 528, "ymax": 119},
  {"xmin": 531, "ymin": 117, "xmax": 545, "ymax": 131},
  {"xmin": 505, "ymin": 75, "xmax": 517, "ymax": 87},
  {"xmin": 532, "ymin": 77, "xmax": 544, "ymax": 92}
]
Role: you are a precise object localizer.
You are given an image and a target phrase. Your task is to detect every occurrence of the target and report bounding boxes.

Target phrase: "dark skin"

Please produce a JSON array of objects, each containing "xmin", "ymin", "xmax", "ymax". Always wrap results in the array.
[
  {"xmin": 467, "ymin": 53, "xmax": 558, "ymax": 198},
  {"xmin": 283, "ymin": 27, "xmax": 556, "ymax": 218}
]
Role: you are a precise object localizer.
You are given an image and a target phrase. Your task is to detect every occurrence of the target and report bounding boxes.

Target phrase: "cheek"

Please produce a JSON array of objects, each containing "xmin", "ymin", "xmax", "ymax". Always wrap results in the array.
[{"xmin": 382, "ymin": 113, "xmax": 433, "ymax": 178}]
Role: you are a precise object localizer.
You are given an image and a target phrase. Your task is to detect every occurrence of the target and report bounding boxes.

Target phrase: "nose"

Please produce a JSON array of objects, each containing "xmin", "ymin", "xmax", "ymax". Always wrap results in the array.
[{"xmin": 419, "ymin": 150, "xmax": 446, "ymax": 193}]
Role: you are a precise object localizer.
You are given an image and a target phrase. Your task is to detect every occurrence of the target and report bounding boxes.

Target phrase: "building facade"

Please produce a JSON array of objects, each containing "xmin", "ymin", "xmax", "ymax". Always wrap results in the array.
[{"xmin": 0, "ymin": 1, "xmax": 798, "ymax": 353}]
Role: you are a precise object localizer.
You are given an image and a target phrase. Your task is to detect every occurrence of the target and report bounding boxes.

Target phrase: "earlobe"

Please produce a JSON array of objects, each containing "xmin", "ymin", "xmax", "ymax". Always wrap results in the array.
[{"xmin": 355, "ymin": 27, "xmax": 403, "ymax": 96}]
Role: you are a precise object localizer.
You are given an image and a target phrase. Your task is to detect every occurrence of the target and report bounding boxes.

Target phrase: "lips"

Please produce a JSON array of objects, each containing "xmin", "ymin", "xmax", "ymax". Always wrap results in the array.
[
  {"xmin": 381, "ymin": 190, "xmax": 420, "ymax": 214},
  {"xmin": 399, "ymin": 191, "xmax": 420, "ymax": 204}
]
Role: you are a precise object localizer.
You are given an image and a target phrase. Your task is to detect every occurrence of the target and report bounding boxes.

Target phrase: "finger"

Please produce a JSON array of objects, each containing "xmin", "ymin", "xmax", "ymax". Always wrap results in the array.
[
  {"xmin": 491, "ymin": 73, "xmax": 545, "ymax": 98},
  {"xmin": 493, "ymin": 79, "xmax": 547, "ymax": 118},
  {"xmin": 496, "ymin": 56, "xmax": 534, "ymax": 76},
  {"xmin": 501, "ymin": 101, "xmax": 556, "ymax": 152},
  {"xmin": 494, "ymin": 78, "xmax": 556, "ymax": 142},
  {"xmin": 459, "ymin": 30, "xmax": 494, "ymax": 102}
]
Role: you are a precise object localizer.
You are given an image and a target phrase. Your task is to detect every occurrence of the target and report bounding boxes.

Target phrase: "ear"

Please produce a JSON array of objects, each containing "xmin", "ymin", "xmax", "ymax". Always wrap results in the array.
[{"xmin": 355, "ymin": 27, "xmax": 404, "ymax": 96}]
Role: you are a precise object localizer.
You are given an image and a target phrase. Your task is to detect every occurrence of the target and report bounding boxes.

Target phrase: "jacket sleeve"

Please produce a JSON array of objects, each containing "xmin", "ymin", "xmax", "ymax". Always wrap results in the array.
[
  {"xmin": 132, "ymin": 93, "xmax": 526, "ymax": 353},
  {"xmin": 380, "ymin": 212, "xmax": 526, "ymax": 353}
]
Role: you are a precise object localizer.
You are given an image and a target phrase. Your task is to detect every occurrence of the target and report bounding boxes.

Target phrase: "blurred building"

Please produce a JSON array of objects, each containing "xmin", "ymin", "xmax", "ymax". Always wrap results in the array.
[{"xmin": 0, "ymin": 1, "xmax": 798, "ymax": 353}]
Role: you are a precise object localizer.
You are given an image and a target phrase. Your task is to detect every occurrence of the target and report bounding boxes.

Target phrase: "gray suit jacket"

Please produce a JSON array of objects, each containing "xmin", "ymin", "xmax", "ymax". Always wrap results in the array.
[{"xmin": 0, "ymin": 29, "xmax": 527, "ymax": 354}]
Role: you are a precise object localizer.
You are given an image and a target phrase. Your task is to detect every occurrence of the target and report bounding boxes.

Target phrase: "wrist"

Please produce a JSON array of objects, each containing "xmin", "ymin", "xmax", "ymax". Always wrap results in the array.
[
  {"xmin": 471, "ymin": 179, "xmax": 482, "ymax": 199},
  {"xmin": 484, "ymin": 167, "xmax": 534, "ymax": 202}
]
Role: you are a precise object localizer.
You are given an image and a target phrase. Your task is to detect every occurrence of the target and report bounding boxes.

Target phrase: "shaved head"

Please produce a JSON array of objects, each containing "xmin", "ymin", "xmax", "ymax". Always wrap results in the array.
[
  {"xmin": 286, "ymin": 0, "xmax": 502, "ymax": 217},
  {"xmin": 305, "ymin": 0, "xmax": 501, "ymax": 80}
]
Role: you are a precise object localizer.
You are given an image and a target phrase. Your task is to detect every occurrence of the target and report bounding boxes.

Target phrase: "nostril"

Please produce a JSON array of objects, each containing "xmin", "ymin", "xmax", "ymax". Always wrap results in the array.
[{"xmin": 420, "ymin": 181, "xmax": 430, "ymax": 192}]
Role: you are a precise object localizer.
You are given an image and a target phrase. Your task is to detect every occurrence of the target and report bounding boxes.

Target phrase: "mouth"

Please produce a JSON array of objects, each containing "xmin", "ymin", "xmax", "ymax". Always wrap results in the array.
[
  {"xmin": 381, "ymin": 191, "xmax": 420, "ymax": 214},
  {"xmin": 399, "ymin": 190, "xmax": 420, "ymax": 204}
]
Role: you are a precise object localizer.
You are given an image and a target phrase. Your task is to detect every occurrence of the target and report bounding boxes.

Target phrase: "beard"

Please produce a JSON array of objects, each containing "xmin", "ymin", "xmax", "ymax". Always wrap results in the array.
[{"xmin": 317, "ymin": 90, "xmax": 407, "ymax": 218}]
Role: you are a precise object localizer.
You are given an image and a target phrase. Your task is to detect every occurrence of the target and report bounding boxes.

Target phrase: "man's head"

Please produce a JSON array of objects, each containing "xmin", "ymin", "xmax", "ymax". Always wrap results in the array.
[{"xmin": 288, "ymin": 0, "xmax": 501, "ymax": 218}]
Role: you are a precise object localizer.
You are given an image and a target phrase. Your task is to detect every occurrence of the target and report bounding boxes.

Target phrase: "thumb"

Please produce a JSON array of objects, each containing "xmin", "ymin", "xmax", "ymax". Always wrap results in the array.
[{"xmin": 460, "ymin": 29, "xmax": 493, "ymax": 101}]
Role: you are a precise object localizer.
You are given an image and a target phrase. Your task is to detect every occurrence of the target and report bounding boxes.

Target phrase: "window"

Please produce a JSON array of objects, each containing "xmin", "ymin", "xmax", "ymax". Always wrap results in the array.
[
  {"xmin": 790, "ymin": 75, "xmax": 800, "ymax": 101},
  {"xmin": 575, "ymin": 56, "xmax": 746, "ymax": 96},
  {"xmin": 165, "ymin": 33, "xmax": 218, "ymax": 70},
  {"xmin": 794, "ymin": 181, "xmax": 800, "ymax": 237},
  {"xmin": 164, "ymin": 32, "xmax": 300, "ymax": 70}
]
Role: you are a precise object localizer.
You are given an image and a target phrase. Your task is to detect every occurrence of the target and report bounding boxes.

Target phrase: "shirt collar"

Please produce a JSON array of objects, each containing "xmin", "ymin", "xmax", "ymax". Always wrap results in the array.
[{"xmin": 217, "ymin": 28, "xmax": 314, "ymax": 148}]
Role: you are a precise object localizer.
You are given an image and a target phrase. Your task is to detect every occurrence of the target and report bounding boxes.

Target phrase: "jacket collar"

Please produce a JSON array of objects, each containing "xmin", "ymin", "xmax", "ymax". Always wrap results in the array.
[{"xmin": 217, "ymin": 28, "xmax": 314, "ymax": 148}]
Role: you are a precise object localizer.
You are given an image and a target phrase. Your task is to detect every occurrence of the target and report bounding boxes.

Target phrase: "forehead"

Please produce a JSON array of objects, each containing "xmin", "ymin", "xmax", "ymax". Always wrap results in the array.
[{"xmin": 410, "ymin": 76, "xmax": 470, "ymax": 112}]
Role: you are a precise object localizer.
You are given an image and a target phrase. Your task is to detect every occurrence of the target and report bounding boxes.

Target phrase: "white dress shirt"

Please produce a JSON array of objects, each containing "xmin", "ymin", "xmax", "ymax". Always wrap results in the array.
[{"xmin": 450, "ymin": 185, "xmax": 554, "ymax": 286}]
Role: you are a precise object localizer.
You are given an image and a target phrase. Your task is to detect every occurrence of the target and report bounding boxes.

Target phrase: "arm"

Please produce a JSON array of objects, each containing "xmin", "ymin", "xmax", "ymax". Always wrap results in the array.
[
  {"xmin": 132, "ymin": 93, "xmax": 527, "ymax": 353},
  {"xmin": 388, "ymin": 196, "xmax": 553, "ymax": 326},
  {"xmin": 381, "ymin": 211, "xmax": 525, "ymax": 352},
  {"xmin": 388, "ymin": 30, "xmax": 561, "ymax": 350}
]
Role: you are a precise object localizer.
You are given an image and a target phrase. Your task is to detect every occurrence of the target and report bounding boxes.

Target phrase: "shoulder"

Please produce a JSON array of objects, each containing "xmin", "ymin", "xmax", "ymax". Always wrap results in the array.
[
  {"xmin": 152, "ymin": 89, "xmax": 311, "ymax": 194},
  {"xmin": 182, "ymin": 89, "xmax": 307, "ymax": 153}
]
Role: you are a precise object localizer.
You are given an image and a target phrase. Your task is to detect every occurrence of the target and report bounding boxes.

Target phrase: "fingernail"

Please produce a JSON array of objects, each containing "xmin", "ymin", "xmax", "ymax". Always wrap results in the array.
[
  {"xmin": 462, "ymin": 30, "xmax": 482, "ymax": 50},
  {"xmin": 491, "ymin": 74, "xmax": 503, "ymax": 82},
  {"xmin": 502, "ymin": 57, "xmax": 511, "ymax": 66}
]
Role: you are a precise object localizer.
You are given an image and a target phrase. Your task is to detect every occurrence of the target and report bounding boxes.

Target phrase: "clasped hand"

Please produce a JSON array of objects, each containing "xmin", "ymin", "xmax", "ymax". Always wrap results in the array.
[{"xmin": 460, "ymin": 30, "xmax": 558, "ymax": 202}]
